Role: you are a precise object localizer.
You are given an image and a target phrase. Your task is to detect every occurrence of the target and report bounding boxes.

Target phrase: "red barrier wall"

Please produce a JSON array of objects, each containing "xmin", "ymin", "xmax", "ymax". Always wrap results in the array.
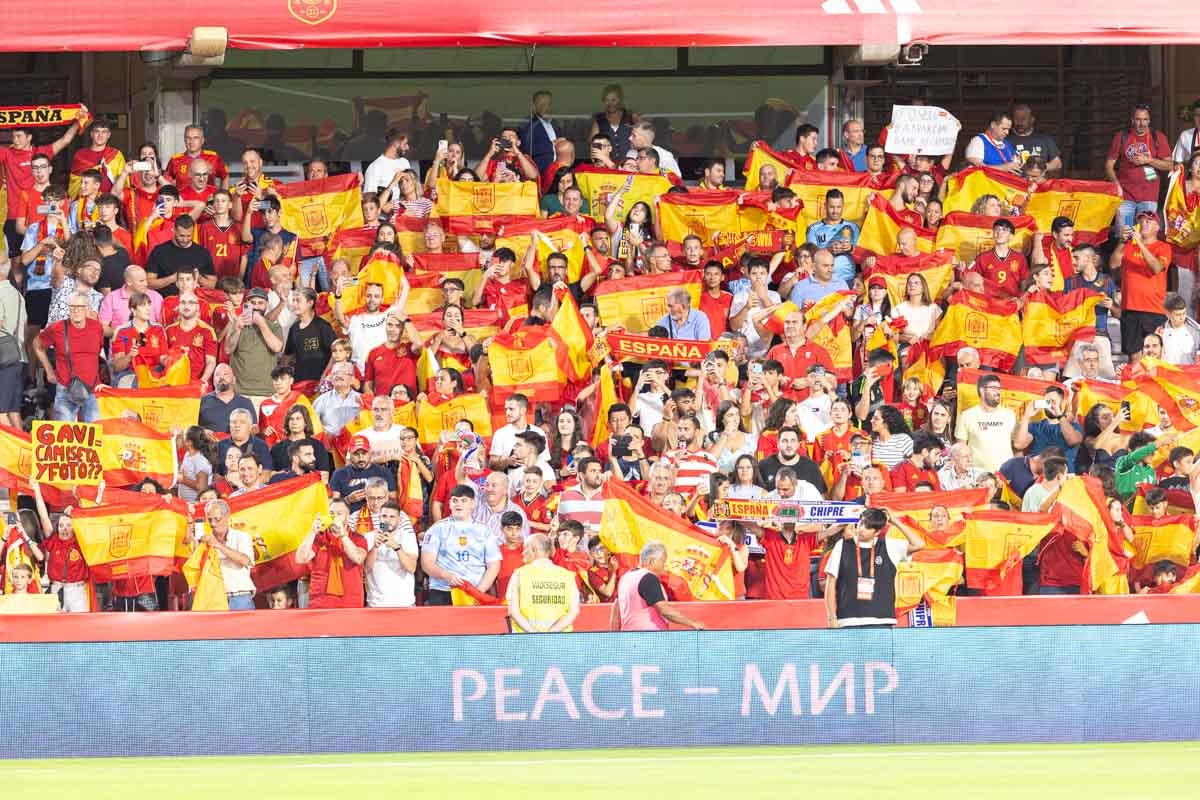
[{"xmin": 3, "ymin": 595, "xmax": 1199, "ymax": 642}]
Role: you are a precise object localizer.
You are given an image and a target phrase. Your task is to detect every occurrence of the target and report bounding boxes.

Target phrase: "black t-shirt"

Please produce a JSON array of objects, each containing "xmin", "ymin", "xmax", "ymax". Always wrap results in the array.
[
  {"xmin": 98, "ymin": 248, "xmax": 131, "ymax": 292},
  {"xmin": 759, "ymin": 454, "xmax": 828, "ymax": 495},
  {"xmin": 1008, "ymin": 133, "xmax": 1060, "ymax": 166},
  {"xmin": 284, "ymin": 316, "xmax": 337, "ymax": 382},
  {"xmin": 146, "ymin": 240, "xmax": 215, "ymax": 297},
  {"xmin": 637, "ymin": 572, "xmax": 666, "ymax": 606},
  {"xmin": 269, "ymin": 436, "xmax": 332, "ymax": 474}
]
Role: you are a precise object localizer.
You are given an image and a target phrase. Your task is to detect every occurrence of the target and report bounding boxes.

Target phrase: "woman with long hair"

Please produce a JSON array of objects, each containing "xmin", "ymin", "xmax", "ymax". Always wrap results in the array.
[
  {"xmin": 177, "ymin": 426, "xmax": 214, "ymax": 503},
  {"xmin": 892, "ymin": 272, "xmax": 941, "ymax": 346},
  {"xmin": 923, "ymin": 198, "xmax": 944, "ymax": 231},
  {"xmin": 923, "ymin": 398, "xmax": 954, "ymax": 440},
  {"xmin": 708, "ymin": 400, "xmax": 757, "ymax": 473},
  {"xmin": 424, "ymin": 141, "xmax": 467, "ymax": 195},
  {"xmin": 424, "ymin": 304, "xmax": 476, "ymax": 381},
  {"xmin": 729, "ymin": 454, "xmax": 766, "ymax": 499},
  {"xmin": 757, "ymin": 397, "xmax": 799, "ymax": 460},
  {"xmin": 269, "ymin": 405, "xmax": 332, "ymax": 480},
  {"xmin": 392, "ymin": 170, "xmax": 433, "ymax": 219},
  {"xmin": 1077, "ymin": 402, "xmax": 1130, "ymax": 474},
  {"xmin": 604, "ymin": 189, "xmax": 654, "ymax": 273},
  {"xmin": 540, "ymin": 168, "xmax": 590, "ymax": 216},
  {"xmin": 852, "ymin": 275, "xmax": 893, "ymax": 373},
  {"xmin": 548, "ymin": 407, "xmax": 585, "ymax": 477},
  {"xmin": 969, "ymin": 193, "xmax": 1004, "ymax": 216},
  {"xmin": 869, "ymin": 404, "xmax": 914, "ymax": 469}
]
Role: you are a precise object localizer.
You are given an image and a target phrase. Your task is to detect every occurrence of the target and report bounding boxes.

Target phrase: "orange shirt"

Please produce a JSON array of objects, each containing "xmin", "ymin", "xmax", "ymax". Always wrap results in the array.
[{"xmin": 1121, "ymin": 239, "xmax": 1173, "ymax": 313}]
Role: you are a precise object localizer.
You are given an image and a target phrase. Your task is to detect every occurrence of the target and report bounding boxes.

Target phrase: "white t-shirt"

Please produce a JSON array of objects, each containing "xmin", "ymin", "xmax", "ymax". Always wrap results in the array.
[
  {"xmin": 954, "ymin": 404, "xmax": 1016, "ymax": 473},
  {"xmin": 730, "ymin": 289, "xmax": 781, "ymax": 357},
  {"xmin": 178, "ymin": 451, "xmax": 212, "ymax": 503},
  {"xmin": 347, "ymin": 311, "xmax": 388, "ymax": 370},
  {"xmin": 490, "ymin": 422, "xmax": 529, "ymax": 460},
  {"xmin": 1161, "ymin": 323, "xmax": 1199, "ymax": 366},
  {"xmin": 362, "ymin": 154, "xmax": 413, "ymax": 197},
  {"xmin": 361, "ymin": 424, "xmax": 406, "ymax": 461},
  {"xmin": 654, "ymin": 145, "xmax": 681, "ymax": 177},
  {"xmin": 508, "ymin": 459, "xmax": 556, "ymax": 494},
  {"xmin": 364, "ymin": 521, "xmax": 419, "ymax": 607},
  {"xmin": 635, "ymin": 391, "xmax": 666, "ymax": 434},
  {"xmin": 267, "ymin": 289, "xmax": 298, "ymax": 340},
  {"xmin": 214, "ymin": 528, "xmax": 256, "ymax": 594}
]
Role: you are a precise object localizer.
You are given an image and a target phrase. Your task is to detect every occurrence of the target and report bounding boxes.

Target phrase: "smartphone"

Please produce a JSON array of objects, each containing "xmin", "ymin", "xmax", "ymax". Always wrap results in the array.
[
  {"xmin": 1032, "ymin": 399, "xmax": 1047, "ymax": 412},
  {"xmin": 1120, "ymin": 400, "xmax": 1132, "ymax": 416},
  {"xmin": 497, "ymin": 139, "xmax": 512, "ymax": 151},
  {"xmin": 242, "ymin": 302, "xmax": 252, "ymax": 315},
  {"xmin": 566, "ymin": 453, "xmax": 576, "ymax": 468},
  {"xmin": 36, "ymin": 204, "xmax": 51, "ymax": 215},
  {"xmin": 749, "ymin": 362, "xmax": 764, "ymax": 377},
  {"xmin": 130, "ymin": 161, "xmax": 153, "ymax": 172},
  {"xmin": 437, "ymin": 139, "xmax": 448, "ymax": 155},
  {"xmin": 851, "ymin": 449, "xmax": 870, "ymax": 470}
]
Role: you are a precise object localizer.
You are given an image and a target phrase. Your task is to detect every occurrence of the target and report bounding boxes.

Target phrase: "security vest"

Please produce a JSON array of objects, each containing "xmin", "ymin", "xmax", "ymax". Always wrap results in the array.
[{"xmin": 512, "ymin": 560, "xmax": 575, "ymax": 633}]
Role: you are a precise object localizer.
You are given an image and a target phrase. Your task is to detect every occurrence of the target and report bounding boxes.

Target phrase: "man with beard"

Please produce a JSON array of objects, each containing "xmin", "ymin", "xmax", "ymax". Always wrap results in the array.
[
  {"xmin": 165, "ymin": 290, "xmax": 218, "ymax": 388},
  {"xmin": 198, "ymin": 363, "xmax": 256, "ymax": 434},
  {"xmin": 889, "ymin": 433, "xmax": 944, "ymax": 492},
  {"xmin": 364, "ymin": 501, "xmax": 420, "ymax": 608}
]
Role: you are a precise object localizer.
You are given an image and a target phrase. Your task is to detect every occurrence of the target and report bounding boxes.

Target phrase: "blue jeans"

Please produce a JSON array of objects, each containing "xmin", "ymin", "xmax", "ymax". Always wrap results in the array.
[
  {"xmin": 226, "ymin": 592, "xmax": 256, "ymax": 610},
  {"xmin": 299, "ymin": 256, "xmax": 330, "ymax": 291},
  {"xmin": 53, "ymin": 384, "xmax": 99, "ymax": 422},
  {"xmin": 1115, "ymin": 199, "xmax": 1159, "ymax": 233}
]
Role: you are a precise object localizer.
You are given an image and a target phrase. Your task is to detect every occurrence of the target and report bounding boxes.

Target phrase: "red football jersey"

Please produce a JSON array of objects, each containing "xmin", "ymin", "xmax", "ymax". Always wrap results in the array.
[
  {"xmin": 971, "ymin": 249, "xmax": 1028, "ymax": 298},
  {"xmin": 197, "ymin": 220, "xmax": 244, "ymax": 280},
  {"xmin": 165, "ymin": 150, "xmax": 228, "ymax": 186},
  {"xmin": 165, "ymin": 320, "xmax": 218, "ymax": 381}
]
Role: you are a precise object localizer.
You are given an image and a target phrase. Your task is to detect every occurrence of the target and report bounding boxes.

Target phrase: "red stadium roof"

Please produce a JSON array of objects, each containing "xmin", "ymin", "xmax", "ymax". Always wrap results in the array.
[{"xmin": 9, "ymin": 0, "xmax": 1200, "ymax": 52}]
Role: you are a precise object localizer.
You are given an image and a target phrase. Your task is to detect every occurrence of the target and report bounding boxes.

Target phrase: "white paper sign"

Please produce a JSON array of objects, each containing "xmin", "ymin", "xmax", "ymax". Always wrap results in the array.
[{"xmin": 885, "ymin": 105, "xmax": 962, "ymax": 156}]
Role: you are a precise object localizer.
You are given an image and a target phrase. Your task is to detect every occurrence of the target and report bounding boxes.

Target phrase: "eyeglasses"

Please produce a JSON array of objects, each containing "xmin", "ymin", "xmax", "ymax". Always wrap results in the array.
[{"xmin": 68, "ymin": 304, "xmax": 89, "ymax": 310}]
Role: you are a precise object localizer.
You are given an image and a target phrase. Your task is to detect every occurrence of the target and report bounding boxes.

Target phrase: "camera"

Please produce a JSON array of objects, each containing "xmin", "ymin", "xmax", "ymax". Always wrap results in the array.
[{"xmin": 497, "ymin": 140, "xmax": 512, "ymax": 151}]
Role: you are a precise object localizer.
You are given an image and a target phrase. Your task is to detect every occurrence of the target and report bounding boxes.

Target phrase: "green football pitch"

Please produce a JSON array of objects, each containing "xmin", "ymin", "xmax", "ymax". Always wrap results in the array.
[{"xmin": 6, "ymin": 742, "xmax": 1199, "ymax": 798}]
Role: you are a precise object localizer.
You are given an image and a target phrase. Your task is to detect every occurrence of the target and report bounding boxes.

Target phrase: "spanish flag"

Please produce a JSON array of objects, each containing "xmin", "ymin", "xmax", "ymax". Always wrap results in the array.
[
  {"xmin": 226, "ymin": 473, "xmax": 331, "ymax": 591},
  {"xmin": 573, "ymin": 165, "xmax": 672, "ymax": 223},
  {"xmin": 98, "ymin": 417, "xmax": 178, "ymax": 489},
  {"xmin": 804, "ymin": 291, "xmax": 854, "ymax": 382},
  {"xmin": 2, "ymin": 526, "xmax": 42, "ymax": 595},
  {"xmin": 868, "ymin": 487, "xmax": 991, "ymax": 528},
  {"xmin": 591, "ymin": 362, "xmax": 619, "ymax": 449},
  {"xmin": 787, "ymin": 169, "xmax": 895, "ymax": 226},
  {"xmin": 930, "ymin": 290, "xmax": 1021, "ymax": 371},
  {"xmin": 434, "ymin": 177, "xmax": 539, "ymax": 236},
  {"xmin": 742, "ymin": 140, "xmax": 812, "ymax": 191},
  {"xmin": 1025, "ymin": 179, "xmax": 1121, "ymax": 247},
  {"xmin": 416, "ymin": 393, "xmax": 493, "ymax": 447},
  {"xmin": 902, "ymin": 340, "xmax": 946, "ymax": 394},
  {"xmin": 1132, "ymin": 485, "xmax": 1194, "ymax": 516},
  {"xmin": 1163, "ymin": 167, "xmax": 1200, "ymax": 251},
  {"xmin": 594, "ymin": 269, "xmax": 701, "ymax": 333},
  {"xmin": 1021, "ymin": 288, "xmax": 1103, "ymax": 366},
  {"xmin": 134, "ymin": 350, "xmax": 192, "ymax": 389},
  {"xmin": 941, "ymin": 166, "xmax": 1031, "ymax": 215},
  {"xmin": 258, "ymin": 389, "xmax": 324, "ymax": 449},
  {"xmin": 658, "ymin": 189, "xmax": 742, "ymax": 245},
  {"xmin": 894, "ymin": 547, "xmax": 963, "ymax": 626},
  {"xmin": 275, "ymin": 173, "xmax": 365, "ymax": 258},
  {"xmin": 935, "ymin": 212, "xmax": 1037, "ymax": 265},
  {"xmin": 1170, "ymin": 565, "xmax": 1200, "ymax": 594},
  {"xmin": 1133, "ymin": 358, "xmax": 1200, "ymax": 431},
  {"xmin": 961, "ymin": 509, "xmax": 1057, "ymax": 596},
  {"xmin": 551, "ymin": 288, "xmax": 596, "ymax": 382},
  {"xmin": 734, "ymin": 191, "xmax": 807, "ymax": 242},
  {"xmin": 1130, "ymin": 514, "xmax": 1197, "ymax": 570},
  {"xmin": 493, "ymin": 216, "xmax": 593, "ymax": 282},
  {"xmin": 864, "ymin": 250, "xmax": 955, "ymax": 307},
  {"xmin": 488, "ymin": 327, "xmax": 570, "ymax": 405},
  {"xmin": 599, "ymin": 478, "xmax": 734, "ymax": 601},
  {"xmin": 1055, "ymin": 475, "xmax": 1132, "ymax": 595},
  {"xmin": 762, "ymin": 300, "xmax": 801, "ymax": 337},
  {"xmin": 96, "ymin": 384, "xmax": 202, "ymax": 434},
  {"xmin": 340, "ymin": 249, "xmax": 406, "ymax": 317},
  {"xmin": 0, "ymin": 425, "xmax": 72, "ymax": 507},
  {"xmin": 854, "ymin": 194, "xmax": 936, "ymax": 259},
  {"xmin": 410, "ymin": 309, "xmax": 502, "ymax": 343},
  {"xmin": 1073, "ymin": 379, "xmax": 1159, "ymax": 434},
  {"xmin": 328, "ymin": 226, "xmax": 378, "ymax": 274},
  {"xmin": 405, "ymin": 271, "xmax": 452, "ymax": 316},
  {"xmin": 955, "ymin": 367, "xmax": 1062, "ymax": 421},
  {"xmin": 332, "ymin": 400, "xmax": 419, "ymax": 460},
  {"xmin": 411, "ymin": 252, "xmax": 483, "ymax": 300},
  {"xmin": 182, "ymin": 542, "xmax": 228, "ymax": 611},
  {"xmin": 71, "ymin": 495, "xmax": 191, "ymax": 582}
]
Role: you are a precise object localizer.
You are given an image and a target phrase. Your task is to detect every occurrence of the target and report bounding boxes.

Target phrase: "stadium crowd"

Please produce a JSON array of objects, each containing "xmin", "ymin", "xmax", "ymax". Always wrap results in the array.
[{"xmin": 2, "ymin": 90, "xmax": 1200, "ymax": 628}]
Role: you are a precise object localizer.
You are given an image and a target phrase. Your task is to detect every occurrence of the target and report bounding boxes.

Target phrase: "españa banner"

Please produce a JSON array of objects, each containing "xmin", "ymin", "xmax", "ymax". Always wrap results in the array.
[
  {"xmin": 599, "ymin": 478, "xmax": 734, "ymax": 601},
  {"xmin": 1020, "ymin": 288, "xmax": 1103, "ymax": 365},
  {"xmin": 30, "ymin": 421, "xmax": 104, "ymax": 485},
  {"xmin": 493, "ymin": 215, "xmax": 593, "ymax": 281},
  {"xmin": 95, "ymin": 384, "xmax": 202, "ymax": 434},
  {"xmin": 487, "ymin": 327, "xmax": 570, "ymax": 404},
  {"xmin": 433, "ymin": 177, "xmax": 539, "ymax": 235},
  {"xmin": 864, "ymin": 250, "xmax": 956, "ymax": 307},
  {"xmin": 961, "ymin": 509, "xmax": 1057, "ymax": 596},
  {"xmin": 71, "ymin": 496, "xmax": 190, "ymax": 582},
  {"xmin": 1163, "ymin": 166, "xmax": 1200, "ymax": 251},
  {"xmin": 869, "ymin": 487, "xmax": 991, "ymax": 528},
  {"xmin": 1055, "ymin": 475, "xmax": 1131, "ymax": 595},
  {"xmin": 594, "ymin": 269, "xmax": 701, "ymax": 333},
  {"xmin": 658, "ymin": 190, "xmax": 742, "ymax": 244},
  {"xmin": 894, "ymin": 547, "xmax": 963, "ymax": 626},
  {"xmin": 941, "ymin": 166, "xmax": 1031, "ymax": 215},
  {"xmin": 956, "ymin": 368, "xmax": 1063, "ymax": 422},
  {"xmin": 573, "ymin": 165, "xmax": 672, "ymax": 223},
  {"xmin": 0, "ymin": 104, "xmax": 89, "ymax": 129},
  {"xmin": 787, "ymin": 169, "xmax": 895, "ymax": 226},
  {"xmin": 1024, "ymin": 179, "xmax": 1121, "ymax": 246},
  {"xmin": 227, "ymin": 473, "xmax": 332, "ymax": 591},
  {"xmin": 709, "ymin": 498, "xmax": 864, "ymax": 525},
  {"xmin": 1073, "ymin": 379, "xmax": 1159, "ymax": 433},
  {"xmin": 930, "ymin": 290, "xmax": 1022, "ymax": 371},
  {"xmin": 275, "ymin": 173, "xmax": 365, "ymax": 258},
  {"xmin": 604, "ymin": 331, "xmax": 728, "ymax": 363},
  {"xmin": 1130, "ymin": 514, "xmax": 1197, "ymax": 569},
  {"xmin": 854, "ymin": 194, "xmax": 937, "ymax": 259},
  {"xmin": 416, "ymin": 393, "xmax": 493, "ymax": 447},
  {"xmin": 935, "ymin": 212, "xmax": 1037, "ymax": 265}
]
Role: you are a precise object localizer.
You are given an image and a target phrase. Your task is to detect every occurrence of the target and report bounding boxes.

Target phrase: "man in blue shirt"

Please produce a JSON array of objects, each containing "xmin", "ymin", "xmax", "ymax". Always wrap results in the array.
[
  {"xmin": 805, "ymin": 189, "xmax": 859, "ymax": 283},
  {"xmin": 656, "ymin": 287, "xmax": 711, "ymax": 341},
  {"xmin": 420, "ymin": 484, "xmax": 502, "ymax": 606},
  {"xmin": 1011, "ymin": 386, "xmax": 1084, "ymax": 472},
  {"xmin": 330, "ymin": 435, "xmax": 396, "ymax": 513},
  {"xmin": 789, "ymin": 248, "xmax": 849, "ymax": 308}
]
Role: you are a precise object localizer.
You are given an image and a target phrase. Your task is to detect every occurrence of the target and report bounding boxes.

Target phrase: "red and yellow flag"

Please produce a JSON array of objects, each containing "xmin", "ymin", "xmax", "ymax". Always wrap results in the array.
[
  {"xmin": 1055, "ymin": 475, "xmax": 1132, "ymax": 595},
  {"xmin": 1020, "ymin": 288, "xmax": 1103, "ymax": 366},
  {"xmin": 1025, "ymin": 179, "xmax": 1121, "ymax": 247},
  {"xmin": 804, "ymin": 290, "xmax": 854, "ymax": 382},
  {"xmin": 942, "ymin": 166, "xmax": 1032, "ymax": 215},
  {"xmin": 433, "ymin": 178, "xmax": 539, "ymax": 236},
  {"xmin": 955, "ymin": 368, "xmax": 1061, "ymax": 422},
  {"xmin": 868, "ymin": 487, "xmax": 991, "ymax": 528},
  {"xmin": 864, "ymin": 250, "xmax": 955, "ymax": 307},
  {"xmin": 1133, "ymin": 359, "xmax": 1200, "ymax": 431},
  {"xmin": 854, "ymin": 194, "xmax": 936, "ymax": 259},
  {"xmin": 134, "ymin": 350, "xmax": 192, "ymax": 389},
  {"xmin": 1130, "ymin": 514, "xmax": 1197, "ymax": 570},
  {"xmin": 410, "ymin": 309, "xmax": 502, "ymax": 343},
  {"xmin": 416, "ymin": 393, "xmax": 493, "ymax": 447},
  {"xmin": 71, "ymin": 495, "xmax": 190, "ymax": 582},
  {"xmin": 333, "ymin": 400, "xmax": 418, "ymax": 460},
  {"xmin": 550, "ymin": 288, "xmax": 596, "ymax": 382},
  {"xmin": 658, "ymin": 189, "xmax": 742, "ymax": 245},
  {"xmin": 182, "ymin": 543, "xmax": 228, "ymax": 611},
  {"xmin": 340, "ymin": 249, "xmax": 406, "ymax": 317},
  {"xmin": 226, "ymin": 473, "xmax": 332, "ymax": 591},
  {"xmin": 935, "ymin": 212, "xmax": 1037, "ymax": 265},
  {"xmin": 1163, "ymin": 166, "xmax": 1200, "ymax": 251},
  {"xmin": 493, "ymin": 215, "xmax": 594, "ymax": 282},
  {"xmin": 787, "ymin": 169, "xmax": 895, "ymax": 226},
  {"xmin": 95, "ymin": 384, "xmax": 202, "ymax": 434},
  {"xmin": 328, "ymin": 226, "xmax": 378, "ymax": 274},
  {"xmin": 573, "ymin": 166, "xmax": 672, "ymax": 223},
  {"xmin": 599, "ymin": 478, "xmax": 733, "ymax": 601},
  {"xmin": 594, "ymin": 269, "xmax": 701, "ymax": 333},
  {"xmin": 930, "ymin": 290, "xmax": 1022, "ymax": 371},
  {"xmin": 742, "ymin": 140, "xmax": 813, "ymax": 191},
  {"xmin": 488, "ymin": 326, "xmax": 570, "ymax": 405},
  {"xmin": 961, "ymin": 509, "xmax": 1057, "ymax": 596},
  {"xmin": 0, "ymin": 103, "xmax": 90, "ymax": 129},
  {"xmin": 1073, "ymin": 379, "xmax": 1158, "ymax": 434},
  {"xmin": 1132, "ymin": 485, "xmax": 1194, "ymax": 516},
  {"xmin": 894, "ymin": 547, "xmax": 963, "ymax": 626},
  {"xmin": 902, "ymin": 340, "xmax": 947, "ymax": 394},
  {"xmin": 275, "ymin": 173, "xmax": 365, "ymax": 258},
  {"xmin": 98, "ymin": 417, "xmax": 177, "ymax": 489},
  {"xmin": 591, "ymin": 362, "xmax": 619, "ymax": 449},
  {"xmin": 411, "ymin": 252, "xmax": 484, "ymax": 302}
]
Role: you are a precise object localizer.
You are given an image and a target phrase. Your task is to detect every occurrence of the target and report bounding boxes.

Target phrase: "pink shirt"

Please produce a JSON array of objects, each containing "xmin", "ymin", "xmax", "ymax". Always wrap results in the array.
[
  {"xmin": 617, "ymin": 568, "xmax": 668, "ymax": 631},
  {"xmin": 98, "ymin": 285, "xmax": 164, "ymax": 330}
]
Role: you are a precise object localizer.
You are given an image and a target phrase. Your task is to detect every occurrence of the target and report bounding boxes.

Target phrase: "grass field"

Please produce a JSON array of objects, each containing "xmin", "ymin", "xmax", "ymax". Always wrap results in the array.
[{"xmin": 7, "ymin": 742, "xmax": 1199, "ymax": 798}]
